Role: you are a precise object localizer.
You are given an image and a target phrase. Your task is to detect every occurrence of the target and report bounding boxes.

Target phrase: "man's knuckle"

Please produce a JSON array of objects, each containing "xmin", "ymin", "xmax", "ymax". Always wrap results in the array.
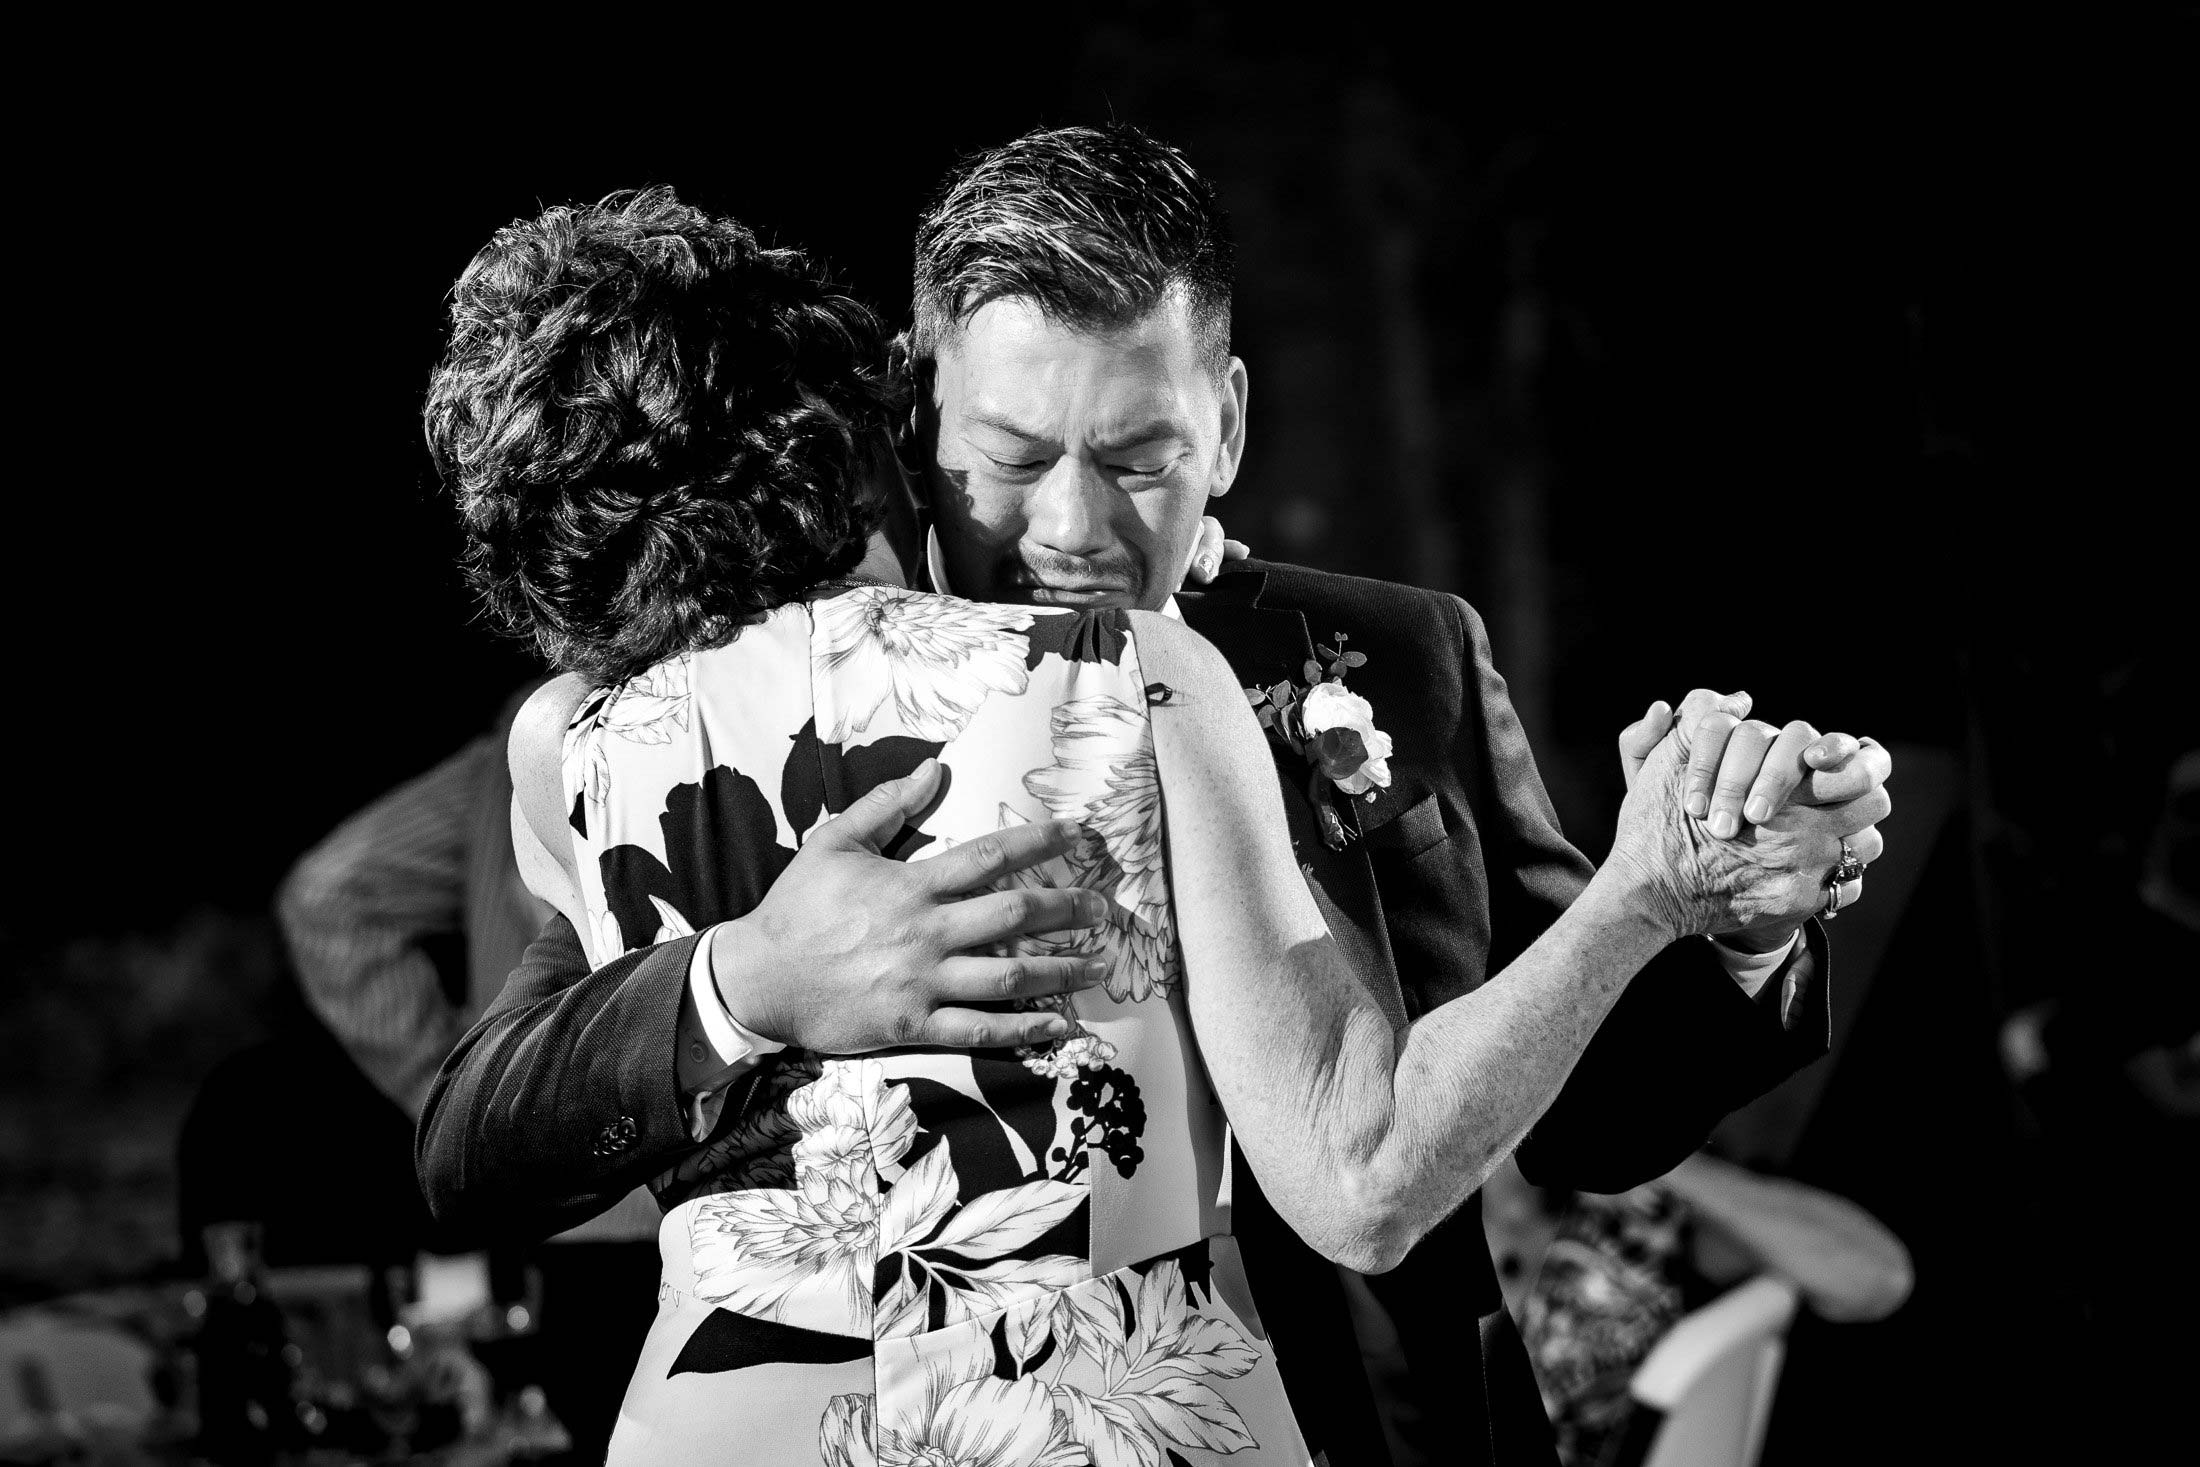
[{"xmin": 891, "ymin": 1012, "xmax": 924, "ymax": 1046}]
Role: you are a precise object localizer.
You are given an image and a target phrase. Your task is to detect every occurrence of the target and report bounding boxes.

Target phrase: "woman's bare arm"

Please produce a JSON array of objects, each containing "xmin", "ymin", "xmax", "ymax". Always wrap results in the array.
[
  {"xmin": 1133, "ymin": 610, "xmax": 1676, "ymax": 1272},
  {"xmin": 508, "ymin": 675, "xmax": 593, "ymax": 941},
  {"xmin": 507, "ymin": 673, "xmax": 733, "ymax": 1097}
]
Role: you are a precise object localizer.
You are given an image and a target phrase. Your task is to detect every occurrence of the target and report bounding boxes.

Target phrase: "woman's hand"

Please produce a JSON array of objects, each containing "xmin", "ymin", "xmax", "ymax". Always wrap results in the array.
[{"xmin": 1183, "ymin": 516, "xmax": 1251, "ymax": 585}]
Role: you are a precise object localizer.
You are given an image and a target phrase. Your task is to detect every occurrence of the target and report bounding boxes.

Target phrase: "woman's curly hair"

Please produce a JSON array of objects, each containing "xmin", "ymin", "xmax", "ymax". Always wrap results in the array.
[{"xmin": 425, "ymin": 187, "xmax": 902, "ymax": 684}]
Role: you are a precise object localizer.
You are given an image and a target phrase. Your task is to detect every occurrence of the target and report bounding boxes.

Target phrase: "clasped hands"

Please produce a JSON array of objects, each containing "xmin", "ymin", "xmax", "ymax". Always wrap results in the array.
[{"xmin": 1609, "ymin": 689, "xmax": 1893, "ymax": 951}]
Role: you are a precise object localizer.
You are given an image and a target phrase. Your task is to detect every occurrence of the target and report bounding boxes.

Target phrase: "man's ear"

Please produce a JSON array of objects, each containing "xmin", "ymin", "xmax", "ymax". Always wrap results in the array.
[{"xmin": 1211, "ymin": 356, "xmax": 1249, "ymax": 499}]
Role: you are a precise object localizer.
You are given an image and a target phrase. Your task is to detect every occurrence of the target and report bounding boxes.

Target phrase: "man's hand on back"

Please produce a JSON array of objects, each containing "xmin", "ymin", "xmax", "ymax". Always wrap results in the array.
[{"xmin": 709, "ymin": 759, "xmax": 1110, "ymax": 1055}]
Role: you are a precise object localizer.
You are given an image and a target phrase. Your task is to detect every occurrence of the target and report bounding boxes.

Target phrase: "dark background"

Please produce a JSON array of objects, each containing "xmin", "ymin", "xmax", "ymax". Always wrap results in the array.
[{"xmin": 8, "ymin": 8, "xmax": 2193, "ymax": 1462}]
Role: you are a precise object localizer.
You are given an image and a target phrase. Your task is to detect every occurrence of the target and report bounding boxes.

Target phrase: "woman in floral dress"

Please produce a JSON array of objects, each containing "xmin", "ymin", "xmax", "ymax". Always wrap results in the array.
[
  {"xmin": 430, "ymin": 189, "xmax": 1745, "ymax": 1467},
  {"xmin": 542, "ymin": 587, "xmax": 1309, "ymax": 1467}
]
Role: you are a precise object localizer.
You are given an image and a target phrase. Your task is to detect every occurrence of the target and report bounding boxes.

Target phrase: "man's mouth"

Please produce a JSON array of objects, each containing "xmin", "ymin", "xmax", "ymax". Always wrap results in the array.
[
  {"xmin": 1019, "ymin": 581, "xmax": 1133, "ymax": 606},
  {"xmin": 1025, "ymin": 580, "xmax": 1135, "ymax": 602},
  {"xmin": 1002, "ymin": 563, "xmax": 1139, "ymax": 606}
]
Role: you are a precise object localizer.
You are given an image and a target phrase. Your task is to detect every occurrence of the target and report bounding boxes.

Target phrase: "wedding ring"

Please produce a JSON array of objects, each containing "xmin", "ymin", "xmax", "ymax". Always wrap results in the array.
[{"xmin": 1823, "ymin": 881, "xmax": 1844, "ymax": 918}]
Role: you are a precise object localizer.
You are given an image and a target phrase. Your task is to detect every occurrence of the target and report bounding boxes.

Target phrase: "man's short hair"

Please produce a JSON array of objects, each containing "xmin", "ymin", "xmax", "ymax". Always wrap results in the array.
[
  {"xmin": 911, "ymin": 123, "xmax": 1234, "ymax": 377},
  {"xmin": 425, "ymin": 187, "xmax": 899, "ymax": 684}
]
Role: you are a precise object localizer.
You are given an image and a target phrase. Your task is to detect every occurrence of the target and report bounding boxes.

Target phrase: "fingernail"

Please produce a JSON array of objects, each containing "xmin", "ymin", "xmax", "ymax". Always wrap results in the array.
[
  {"xmin": 1197, "ymin": 556, "xmax": 1217, "ymax": 578},
  {"xmin": 1083, "ymin": 893, "xmax": 1107, "ymax": 923},
  {"xmin": 1744, "ymin": 796, "xmax": 1770, "ymax": 824},
  {"xmin": 1710, "ymin": 811, "xmax": 1738, "ymax": 839},
  {"xmin": 1042, "ymin": 1017, "xmax": 1071, "ymax": 1038},
  {"xmin": 1686, "ymin": 793, "xmax": 1709, "ymax": 818},
  {"xmin": 1082, "ymin": 958, "xmax": 1108, "ymax": 980}
]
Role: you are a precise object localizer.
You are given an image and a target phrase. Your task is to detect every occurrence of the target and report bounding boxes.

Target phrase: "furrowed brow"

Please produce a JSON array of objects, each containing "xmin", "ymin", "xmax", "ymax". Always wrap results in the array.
[
  {"xmin": 963, "ymin": 407, "xmax": 1054, "ymax": 443},
  {"xmin": 1099, "ymin": 419, "xmax": 1191, "ymax": 453}
]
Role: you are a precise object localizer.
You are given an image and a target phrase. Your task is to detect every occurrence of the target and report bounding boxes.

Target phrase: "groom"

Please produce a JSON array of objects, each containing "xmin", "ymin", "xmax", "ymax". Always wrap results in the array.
[{"xmin": 420, "ymin": 126, "xmax": 1889, "ymax": 1465}]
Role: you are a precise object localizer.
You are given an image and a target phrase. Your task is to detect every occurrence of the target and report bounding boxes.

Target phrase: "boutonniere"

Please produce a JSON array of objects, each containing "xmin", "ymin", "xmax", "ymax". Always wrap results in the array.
[{"xmin": 1245, "ymin": 632, "xmax": 1393, "ymax": 850}]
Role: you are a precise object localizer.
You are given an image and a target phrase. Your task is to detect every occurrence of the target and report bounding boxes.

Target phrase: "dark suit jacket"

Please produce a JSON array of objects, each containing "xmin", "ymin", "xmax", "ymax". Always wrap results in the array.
[{"xmin": 417, "ymin": 561, "xmax": 1828, "ymax": 1466}]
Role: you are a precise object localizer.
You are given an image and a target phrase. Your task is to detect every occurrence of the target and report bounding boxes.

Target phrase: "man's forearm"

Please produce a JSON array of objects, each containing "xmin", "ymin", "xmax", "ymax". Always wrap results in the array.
[
  {"xmin": 1514, "ymin": 922, "xmax": 1829, "ymax": 1191},
  {"xmin": 415, "ymin": 918, "xmax": 699, "ymax": 1238}
]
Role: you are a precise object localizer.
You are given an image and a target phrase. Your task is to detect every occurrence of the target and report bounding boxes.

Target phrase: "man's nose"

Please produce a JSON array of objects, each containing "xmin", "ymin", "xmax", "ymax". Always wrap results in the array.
[{"xmin": 1024, "ymin": 460, "xmax": 1117, "ymax": 560}]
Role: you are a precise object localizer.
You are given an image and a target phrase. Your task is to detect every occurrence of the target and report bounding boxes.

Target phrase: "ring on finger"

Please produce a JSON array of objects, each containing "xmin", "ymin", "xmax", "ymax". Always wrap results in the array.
[{"xmin": 1829, "ymin": 838, "xmax": 1867, "ymax": 886}]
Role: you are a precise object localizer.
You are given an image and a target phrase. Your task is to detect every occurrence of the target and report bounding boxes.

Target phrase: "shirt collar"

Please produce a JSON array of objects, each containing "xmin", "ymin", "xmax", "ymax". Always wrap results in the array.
[{"xmin": 924, "ymin": 527, "xmax": 1183, "ymax": 622}]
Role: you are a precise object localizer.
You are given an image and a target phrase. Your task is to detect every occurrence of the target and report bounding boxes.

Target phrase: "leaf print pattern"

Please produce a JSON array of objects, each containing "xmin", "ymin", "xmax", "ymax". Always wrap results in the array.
[
  {"xmin": 869, "ymin": 1153, "xmax": 1087, "ymax": 1341},
  {"xmin": 822, "ymin": 1376, "xmax": 1088, "ymax": 1467},
  {"xmin": 567, "ymin": 655, "xmax": 694, "ymax": 821},
  {"xmin": 815, "ymin": 586, "xmax": 1036, "ymax": 743},
  {"xmin": 690, "ymin": 1058, "xmax": 1089, "ymax": 1341},
  {"xmin": 1036, "ymin": 1259, "xmax": 1262, "ymax": 1466},
  {"xmin": 687, "ymin": 1059, "xmax": 923, "ymax": 1335},
  {"xmin": 1023, "ymin": 697, "xmax": 1181, "ymax": 1002},
  {"xmin": 830, "ymin": 1255, "xmax": 1263, "ymax": 1467}
]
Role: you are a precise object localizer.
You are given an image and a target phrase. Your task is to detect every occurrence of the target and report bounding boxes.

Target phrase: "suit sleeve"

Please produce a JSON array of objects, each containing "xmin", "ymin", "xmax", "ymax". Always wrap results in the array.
[
  {"xmin": 1439, "ymin": 594, "xmax": 1831, "ymax": 1191},
  {"xmin": 415, "ymin": 912, "xmax": 703, "ymax": 1240}
]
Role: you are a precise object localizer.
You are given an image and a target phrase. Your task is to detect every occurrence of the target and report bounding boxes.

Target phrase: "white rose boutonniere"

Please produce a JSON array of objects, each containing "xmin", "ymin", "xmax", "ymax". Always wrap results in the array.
[
  {"xmin": 1244, "ymin": 631, "xmax": 1394, "ymax": 849},
  {"xmin": 1299, "ymin": 682, "xmax": 1394, "ymax": 796}
]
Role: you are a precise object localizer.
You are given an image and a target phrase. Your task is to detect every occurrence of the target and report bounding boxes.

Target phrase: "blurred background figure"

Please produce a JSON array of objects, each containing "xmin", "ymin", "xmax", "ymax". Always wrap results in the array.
[
  {"xmin": 1482, "ymin": 1152, "xmax": 1910, "ymax": 1467},
  {"xmin": 171, "ymin": 685, "xmax": 658, "ymax": 1462},
  {"xmin": 1998, "ymin": 746, "xmax": 2200, "ymax": 1114}
]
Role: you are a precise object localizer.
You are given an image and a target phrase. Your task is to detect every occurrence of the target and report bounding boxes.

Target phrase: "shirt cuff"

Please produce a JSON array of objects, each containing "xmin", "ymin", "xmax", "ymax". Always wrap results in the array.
[
  {"xmin": 685, "ymin": 928, "xmax": 786, "ymax": 1141},
  {"xmin": 688, "ymin": 930, "xmax": 787, "ymax": 1067},
  {"xmin": 1706, "ymin": 930, "xmax": 1801, "ymax": 1000}
]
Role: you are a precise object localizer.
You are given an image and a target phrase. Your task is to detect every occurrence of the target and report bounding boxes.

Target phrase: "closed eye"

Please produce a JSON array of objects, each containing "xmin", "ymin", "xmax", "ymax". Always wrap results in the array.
[{"xmin": 1111, "ymin": 456, "xmax": 1183, "ymax": 484}]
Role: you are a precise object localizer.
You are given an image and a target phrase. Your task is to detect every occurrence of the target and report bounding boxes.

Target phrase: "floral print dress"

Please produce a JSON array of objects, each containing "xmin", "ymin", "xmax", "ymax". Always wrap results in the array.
[{"xmin": 562, "ymin": 586, "xmax": 1313, "ymax": 1467}]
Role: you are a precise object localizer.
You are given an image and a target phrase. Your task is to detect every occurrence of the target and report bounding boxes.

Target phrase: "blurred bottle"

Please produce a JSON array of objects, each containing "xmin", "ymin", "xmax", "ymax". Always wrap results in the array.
[
  {"xmin": 191, "ymin": 1221, "xmax": 294, "ymax": 1465},
  {"xmin": 502, "ymin": 1382, "xmax": 574, "ymax": 1462}
]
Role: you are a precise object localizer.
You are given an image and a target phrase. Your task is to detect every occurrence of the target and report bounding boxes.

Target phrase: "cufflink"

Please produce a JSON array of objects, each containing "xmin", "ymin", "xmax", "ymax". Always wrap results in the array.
[{"xmin": 592, "ymin": 1116, "xmax": 639, "ymax": 1156}]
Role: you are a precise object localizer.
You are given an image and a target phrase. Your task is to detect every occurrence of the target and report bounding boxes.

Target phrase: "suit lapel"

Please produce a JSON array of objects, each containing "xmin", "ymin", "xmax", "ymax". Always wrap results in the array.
[{"xmin": 1178, "ymin": 576, "xmax": 1407, "ymax": 1031}]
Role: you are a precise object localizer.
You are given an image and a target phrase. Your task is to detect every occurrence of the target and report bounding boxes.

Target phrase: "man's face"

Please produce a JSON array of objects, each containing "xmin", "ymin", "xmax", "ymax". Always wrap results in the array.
[{"xmin": 923, "ymin": 291, "xmax": 1247, "ymax": 611}]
